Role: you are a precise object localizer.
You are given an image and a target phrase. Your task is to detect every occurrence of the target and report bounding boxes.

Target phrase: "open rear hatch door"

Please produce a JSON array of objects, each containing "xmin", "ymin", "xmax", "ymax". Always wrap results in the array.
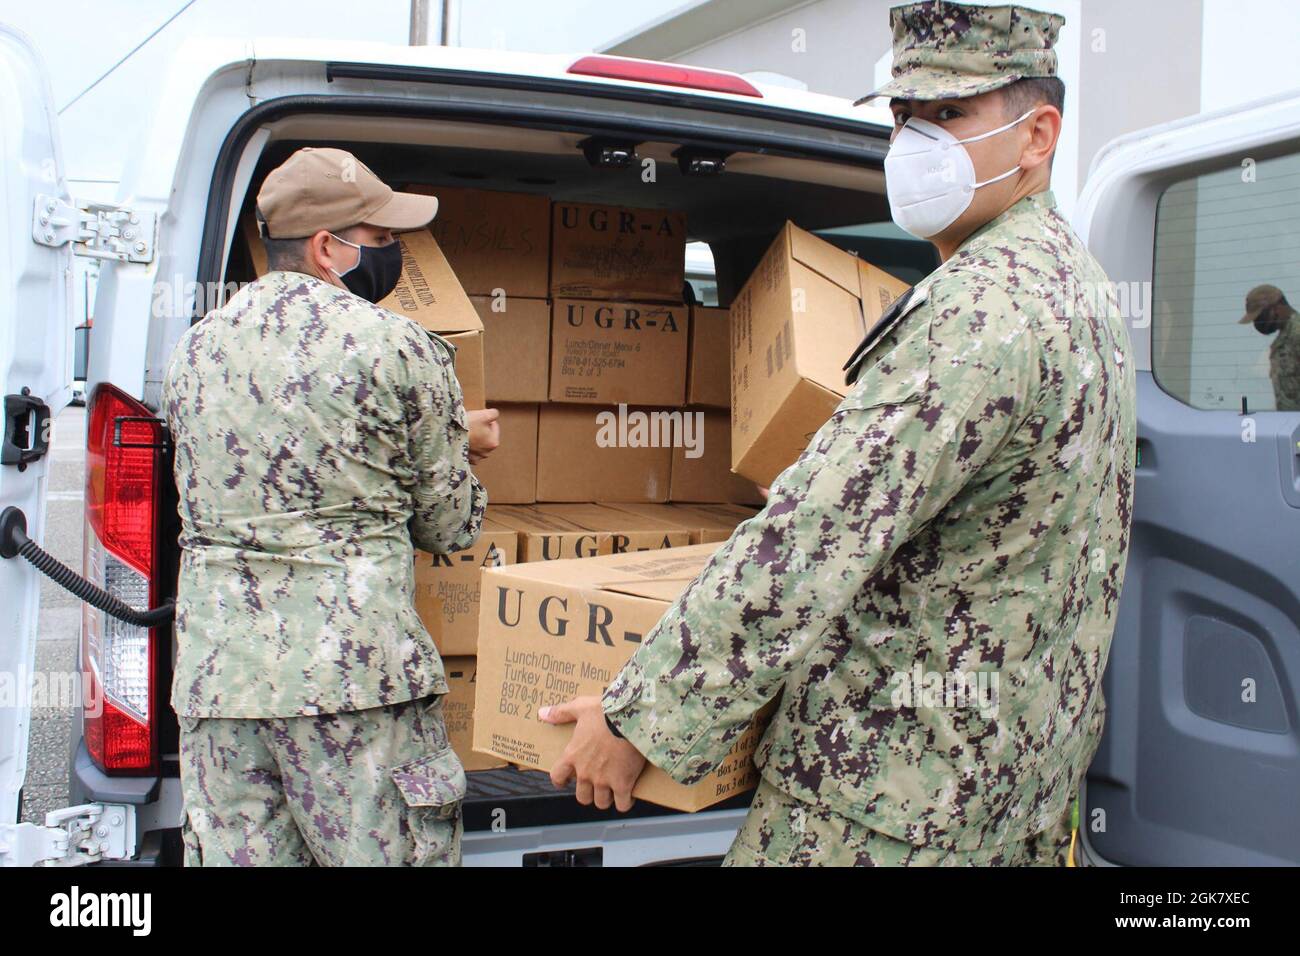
[
  {"xmin": 0, "ymin": 25, "xmax": 73, "ymax": 850},
  {"xmin": 1076, "ymin": 93, "xmax": 1300, "ymax": 865}
]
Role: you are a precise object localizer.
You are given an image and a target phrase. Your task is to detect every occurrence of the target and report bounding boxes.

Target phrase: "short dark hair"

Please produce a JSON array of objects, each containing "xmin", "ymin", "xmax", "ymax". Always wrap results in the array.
[
  {"xmin": 262, "ymin": 236, "xmax": 311, "ymax": 273},
  {"xmin": 260, "ymin": 222, "xmax": 367, "ymax": 274},
  {"xmin": 1001, "ymin": 76, "xmax": 1065, "ymax": 119}
]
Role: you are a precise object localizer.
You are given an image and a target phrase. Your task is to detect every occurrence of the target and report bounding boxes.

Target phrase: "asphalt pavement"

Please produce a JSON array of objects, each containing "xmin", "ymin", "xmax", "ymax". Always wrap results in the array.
[{"xmin": 20, "ymin": 403, "xmax": 85, "ymax": 824}]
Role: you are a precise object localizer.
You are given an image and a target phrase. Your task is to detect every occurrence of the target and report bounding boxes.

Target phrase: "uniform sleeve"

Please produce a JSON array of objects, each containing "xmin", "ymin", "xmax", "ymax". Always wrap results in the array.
[
  {"xmin": 395, "ymin": 327, "xmax": 486, "ymax": 555},
  {"xmin": 603, "ymin": 294, "xmax": 1043, "ymax": 783}
]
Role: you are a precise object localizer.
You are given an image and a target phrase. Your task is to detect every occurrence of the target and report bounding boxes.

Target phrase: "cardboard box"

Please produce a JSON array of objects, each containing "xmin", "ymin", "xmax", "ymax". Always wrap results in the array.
[
  {"xmin": 606, "ymin": 502, "xmax": 758, "ymax": 545},
  {"xmin": 488, "ymin": 503, "xmax": 686, "ymax": 561},
  {"xmin": 446, "ymin": 330, "xmax": 486, "ymax": 411},
  {"xmin": 470, "ymin": 295, "xmax": 550, "ymax": 403},
  {"xmin": 414, "ymin": 517, "xmax": 517, "ymax": 657},
  {"xmin": 731, "ymin": 222, "xmax": 909, "ymax": 487},
  {"xmin": 670, "ymin": 409, "xmax": 765, "ymax": 505},
  {"xmin": 442, "ymin": 657, "xmax": 507, "ymax": 771},
  {"xmin": 549, "ymin": 299, "xmax": 687, "ymax": 405},
  {"xmin": 474, "ymin": 545, "xmax": 769, "ymax": 811},
  {"xmin": 377, "ymin": 229, "xmax": 487, "ymax": 410},
  {"xmin": 378, "ymin": 228, "xmax": 482, "ymax": 334},
  {"xmin": 551, "ymin": 201, "xmax": 686, "ymax": 302},
  {"xmin": 687, "ymin": 305, "xmax": 730, "ymax": 408},
  {"xmin": 412, "ymin": 185, "xmax": 551, "ymax": 298},
  {"xmin": 473, "ymin": 403, "xmax": 538, "ymax": 504},
  {"xmin": 488, "ymin": 504, "xmax": 604, "ymax": 562},
  {"xmin": 535, "ymin": 404, "xmax": 671, "ymax": 503},
  {"xmin": 537, "ymin": 503, "xmax": 689, "ymax": 553}
]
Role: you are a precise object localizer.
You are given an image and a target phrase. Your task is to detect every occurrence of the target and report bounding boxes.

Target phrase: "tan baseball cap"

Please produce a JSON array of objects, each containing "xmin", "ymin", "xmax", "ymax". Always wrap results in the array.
[
  {"xmin": 1240, "ymin": 284, "xmax": 1291, "ymax": 324},
  {"xmin": 255, "ymin": 147, "xmax": 438, "ymax": 239}
]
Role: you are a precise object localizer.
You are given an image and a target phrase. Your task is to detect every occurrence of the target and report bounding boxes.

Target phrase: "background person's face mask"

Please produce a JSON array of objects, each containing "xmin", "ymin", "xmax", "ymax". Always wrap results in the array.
[
  {"xmin": 329, "ymin": 233, "xmax": 404, "ymax": 303},
  {"xmin": 884, "ymin": 108, "xmax": 1036, "ymax": 239}
]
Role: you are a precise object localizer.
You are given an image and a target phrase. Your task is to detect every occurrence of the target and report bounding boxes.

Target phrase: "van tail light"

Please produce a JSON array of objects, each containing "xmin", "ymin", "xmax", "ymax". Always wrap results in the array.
[
  {"xmin": 567, "ymin": 55, "xmax": 763, "ymax": 98},
  {"xmin": 82, "ymin": 383, "xmax": 163, "ymax": 774}
]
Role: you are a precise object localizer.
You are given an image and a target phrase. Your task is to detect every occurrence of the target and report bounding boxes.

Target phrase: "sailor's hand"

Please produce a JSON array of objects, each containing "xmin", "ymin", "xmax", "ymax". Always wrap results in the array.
[
  {"xmin": 467, "ymin": 408, "xmax": 501, "ymax": 464},
  {"xmin": 541, "ymin": 697, "xmax": 646, "ymax": 812}
]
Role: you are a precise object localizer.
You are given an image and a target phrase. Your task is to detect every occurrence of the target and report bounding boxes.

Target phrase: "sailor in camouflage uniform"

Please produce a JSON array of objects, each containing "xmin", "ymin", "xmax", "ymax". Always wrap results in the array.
[
  {"xmin": 163, "ymin": 148, "xmax": 495, "ymax": 865},
  {"xmin": 1240, "ymin": 284, "xmax": 1300, "ymax": 412},
  {"xmin": 541, "ymin": 1, "xmax": 1136, "ymax": 867}
]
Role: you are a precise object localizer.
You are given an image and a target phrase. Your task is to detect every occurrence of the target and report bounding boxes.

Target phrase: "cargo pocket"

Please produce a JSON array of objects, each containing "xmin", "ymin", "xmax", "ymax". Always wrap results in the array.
[{"xmin": 390, "ymin": 747, "xmax": 467, "ymax": 867}]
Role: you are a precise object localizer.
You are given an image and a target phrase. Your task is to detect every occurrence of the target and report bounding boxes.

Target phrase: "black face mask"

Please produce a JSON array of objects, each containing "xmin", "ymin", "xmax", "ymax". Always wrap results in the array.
[
  {"xmin": 330, "ymin": 235, "xmax": 403, "ymax": 303},
  {"xmin": 1254, "ymin": 308, "xmax": 1283, "ymax": 335}
]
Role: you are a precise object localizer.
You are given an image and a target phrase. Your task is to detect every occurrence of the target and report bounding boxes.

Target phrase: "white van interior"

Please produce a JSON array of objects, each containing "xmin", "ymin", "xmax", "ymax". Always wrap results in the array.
[{"xmin": 218, "ymin": 117, "xmax": 936, "ymax": 297}]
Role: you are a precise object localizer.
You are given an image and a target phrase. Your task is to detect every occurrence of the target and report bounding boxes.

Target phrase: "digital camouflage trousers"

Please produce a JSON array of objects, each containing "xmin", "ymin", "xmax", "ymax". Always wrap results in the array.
[{"xmin": 178, "ymin": 695, "xmax": 466, "ymax": 866}]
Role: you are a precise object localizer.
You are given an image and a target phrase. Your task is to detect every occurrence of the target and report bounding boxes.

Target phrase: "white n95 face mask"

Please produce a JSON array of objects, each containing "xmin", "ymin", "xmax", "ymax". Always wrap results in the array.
[{"xmin": 884, "ymin": 108, "xmax": 1036, "ymax": 239}]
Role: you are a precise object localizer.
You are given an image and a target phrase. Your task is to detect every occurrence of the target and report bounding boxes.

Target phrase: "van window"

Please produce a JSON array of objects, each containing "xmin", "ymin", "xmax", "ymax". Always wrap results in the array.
[{"xmin": 1152, "ymin": 152, "xmax": 1300, "ymax": 412}]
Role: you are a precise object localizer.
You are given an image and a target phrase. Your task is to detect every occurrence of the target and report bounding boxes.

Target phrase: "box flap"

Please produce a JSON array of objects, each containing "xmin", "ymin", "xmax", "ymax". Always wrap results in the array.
[
  {"xmin": 378, "ymin": 229, "xmax": 484, "ymax": 334},
  {"xmin": 785, "ymin": 221, "xmax": 862, "ymax": 298},
  {"xmin": 595, "ymin": 576, "xmax": 704, "ymax": 602},
  {"xmin": 857, "ymin": 259, "xmax": 913, "ymax": 326}
]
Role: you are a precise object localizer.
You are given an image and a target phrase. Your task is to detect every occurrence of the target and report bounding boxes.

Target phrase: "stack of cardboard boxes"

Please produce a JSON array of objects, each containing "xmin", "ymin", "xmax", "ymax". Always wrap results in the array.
[
  {"xmin": 381, "ymin": 189, "xmax": 767, "ymax": 780},
  {"xmin": 239, "ymin": 178, "xmax": 910, "ymax": 810}
]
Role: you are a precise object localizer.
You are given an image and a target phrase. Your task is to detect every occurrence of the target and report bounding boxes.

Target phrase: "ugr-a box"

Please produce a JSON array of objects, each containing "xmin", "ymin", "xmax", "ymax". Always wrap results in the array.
[{"xmin": 473, "ymin": 545, "xmax": 768, "ymax": 812}]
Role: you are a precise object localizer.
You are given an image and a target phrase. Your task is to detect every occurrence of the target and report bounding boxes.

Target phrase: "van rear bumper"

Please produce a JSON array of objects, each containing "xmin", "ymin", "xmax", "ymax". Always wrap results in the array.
[
  {"xmin": 70, "ymin": 738, "xmax": 160, "ymax": 806},
  {"xmin": 93, "ymin": 829, "xmax": 178, "ymax": 867}
]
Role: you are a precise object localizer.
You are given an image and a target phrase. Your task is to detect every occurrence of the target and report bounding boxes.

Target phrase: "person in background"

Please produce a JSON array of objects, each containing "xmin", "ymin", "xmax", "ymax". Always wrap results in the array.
[{"xmin": 1240, "ymin": 284, "xmax": 1300, "ymax": 411}]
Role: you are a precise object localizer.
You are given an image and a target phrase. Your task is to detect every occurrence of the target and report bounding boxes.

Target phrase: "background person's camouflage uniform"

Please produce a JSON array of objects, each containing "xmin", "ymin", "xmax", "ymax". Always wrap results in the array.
[
  {"xmin": 1270, "ymin": 314, "xmax": 1300, "ymax": 411},
  {"xmin": 163, "ymin": 269, "xmax": 485, "ymax": 865},
  {"xmin": 1239, "ymin": 284, "xmax": 1300, "ymax": 412}
]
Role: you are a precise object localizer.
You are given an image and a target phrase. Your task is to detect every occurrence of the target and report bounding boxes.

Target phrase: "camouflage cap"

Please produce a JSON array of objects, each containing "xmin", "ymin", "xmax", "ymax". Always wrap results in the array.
[
  {"xmin": 855, "ymin": 1, "xmax": 1065, "ymax": 105},
  {"xmin": 1240, "ymin": 284, "xmax": 1292, "ymax": 324}
]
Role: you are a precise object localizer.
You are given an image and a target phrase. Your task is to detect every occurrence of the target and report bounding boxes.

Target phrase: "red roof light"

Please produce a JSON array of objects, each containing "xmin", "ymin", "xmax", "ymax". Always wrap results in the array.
[{"xmin": 567, "ymin": 55, "xmax": 763, "ymax": 98}]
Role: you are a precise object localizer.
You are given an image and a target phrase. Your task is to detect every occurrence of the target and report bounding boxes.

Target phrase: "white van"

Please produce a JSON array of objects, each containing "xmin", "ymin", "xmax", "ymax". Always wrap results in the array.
[{"xmin": 1, "ymin": 28, "xmax": 1297, "ymax": 867}]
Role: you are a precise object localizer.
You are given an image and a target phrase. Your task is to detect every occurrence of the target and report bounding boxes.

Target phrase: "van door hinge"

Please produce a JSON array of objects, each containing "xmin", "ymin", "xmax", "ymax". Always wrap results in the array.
[
  {"xmin": 32, "ymin": 194, "xmax": 156, "ymax": 263},
  {"xmin": 2, "ymin": 390, "xmax": 51, "ymax": 470},
  {"xmin": 0, "ymin": 804, "xmax": 136, "ymax": 867}
]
